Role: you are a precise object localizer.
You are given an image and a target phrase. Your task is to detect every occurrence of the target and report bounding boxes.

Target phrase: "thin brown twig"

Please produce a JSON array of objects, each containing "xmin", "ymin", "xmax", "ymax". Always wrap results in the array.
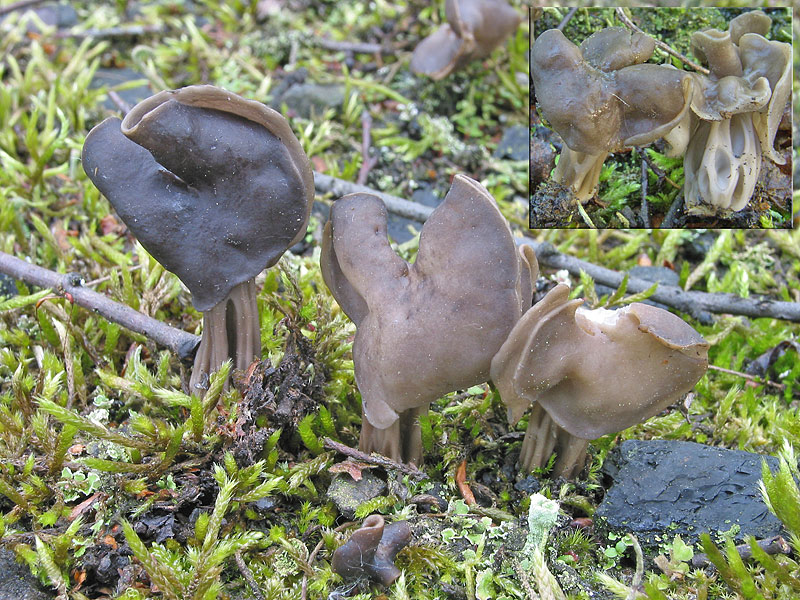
[
  {"xmin": 0, "ymin": 0, "xmax": 47, "ymax": 17},
  {"xmin": 557, "ymin": 7, "xmax": 578, "ymax": 31},
  {"xmin": 707, "ymin": 364, "xmax": 787, "ymax": 392},
  {"xmin": 53, "ymin": 24, "xmax": 166, "ymax": 39},
  {"xmin": 692, "ymin": 536, "xmax": 791, "ymax": 568},
  {"xmin": 315, "ymin": 38, "xmax": 394, "ymax": 55},
  {"xmin": 356, "ymin": 110, "xmax": 378, "ymax": 186},
  {"xmin": 615, "ymin": 8, "xmax": 710, "ymax": 75},
  {"xmin": 323, "ymin": 437, "xmax": 427, "ymax": 480},
  {"xmin": 107, "ymin": 91, "xmax": 132, "ymax": 115},
  {"xmin": 640, "ymin": 158, "xmax": 650, "ymax": 229},
  {"xmin": 638, "ymin": 147, "xmax": 681, "ymax": 190},
  {"xmin": 235, "ymin": 550, "xmax": 265, "ymax": 600},
  {"xmin": 300, "ymin": 521, "xmax": 357, "ymax": 600},
  {"xmin": 0, "ymin": 251, "xmax": 200, "ymax": 360}
]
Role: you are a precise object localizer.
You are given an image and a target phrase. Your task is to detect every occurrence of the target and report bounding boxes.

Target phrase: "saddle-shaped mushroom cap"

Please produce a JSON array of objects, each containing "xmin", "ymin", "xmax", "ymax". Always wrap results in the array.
[
  {"xmin": 410, "ymin": 0, "xmax": 521, "ymax": 80},
  {"xmin": 82, "ymin": 85, "xmax": 313, "ymax": 313},
  {"xmin": 321, "ymin": 175, "xmax": 536, "ymax": 464},
  {"xmin": 331, "ymin": 515, "xmax": 412, "ymax": 587},
  {"xmin": 491, "ymin": 284, "xmax": 709, "ymax": 477},
  {"xmin": 82, "ymin": 85, "xmax": 313, "ymax": 391}
]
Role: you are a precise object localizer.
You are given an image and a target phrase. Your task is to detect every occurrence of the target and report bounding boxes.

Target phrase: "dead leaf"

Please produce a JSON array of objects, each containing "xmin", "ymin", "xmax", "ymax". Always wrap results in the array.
[{"xmin": 329, "ymin": 460, "xmax": 375, "ymax": 482}]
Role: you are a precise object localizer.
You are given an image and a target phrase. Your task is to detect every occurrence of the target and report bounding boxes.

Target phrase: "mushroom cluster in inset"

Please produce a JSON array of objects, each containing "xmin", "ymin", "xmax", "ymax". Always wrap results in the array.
[
  {"xmin": 531, "ymin": 26, "xmax": 694, "ymax": 203},
  {"xmin": 320, "ymin": 175, "xmax": 536, "ymax": 465},
  {"xmin": 410, "ymin": 0, "xmax": 521, "ymax": 80},
  {"xmin": 82, "ymin": 85, "xmax": 313, "ymax": 393},
  {"xmin": 682, "ymin": 11, "xmax": 791, "ymax": 214},
  {"xmin": 490, "ymin": 284, "xmax": 709, "ymax": 478},
  {"xmin": 531, "ymin": 10, "xmax": 790, "ymax": 215}
]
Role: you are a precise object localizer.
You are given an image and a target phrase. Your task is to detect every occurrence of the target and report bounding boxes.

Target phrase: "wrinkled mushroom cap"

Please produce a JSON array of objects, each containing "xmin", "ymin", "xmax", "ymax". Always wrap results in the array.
[
  {"xmin": 82, "ymin": 85, "xmax": 314, "ymax": 312},
  {"xmin": 490, "ymin": 284, "xmax": 709, "ymax": 440},
  {"xmin": 579, "ymin": 27, "xmax": 655, "ymax": 72},
  {"xmin": 410, "ymin": 0, "xmax": 521, "ymax": 79},
  {"xmin": 321, "ymin": 175, "xmax": 535, "ymax": 429},
  {"xmin": 331, "ymin": 515, "xmax": 412, "ymax": 587}
]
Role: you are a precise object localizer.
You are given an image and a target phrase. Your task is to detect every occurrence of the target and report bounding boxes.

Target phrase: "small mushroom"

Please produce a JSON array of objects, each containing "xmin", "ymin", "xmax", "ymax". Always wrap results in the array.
[
  {"xmin": 531, "ymin": 27, "xmax": 694, "ymax": 203},
  {"xmin": 321, "ymin": 175, "xmax": 536, "ymax": 465},
  {"xmin": 490, "ymin": 284, "xmax": 709, "ymax": 479},
  {"xmin": 331, "ymin": 515, "xmax": 412, "ymax": 586},
  {"xmin": 410, "ymin": 0, "xmax": 522, "ymax": 80},
  {"xmin": 82, "ymin": 85, "xmax": 313, "ymax": 392}
]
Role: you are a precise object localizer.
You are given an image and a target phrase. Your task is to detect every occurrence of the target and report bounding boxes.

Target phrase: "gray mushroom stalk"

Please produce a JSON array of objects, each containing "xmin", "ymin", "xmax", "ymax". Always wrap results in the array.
[
  {"xmin": 491, "ymin": 284, "xmax": 709, "ymax": 479},
  {"xmin": 82, "ymin": 85, "xmax": 313, "ymax": 393},
  {"xmin": 321, "ymin": 174, "xmax": 535, "ymax": 465}
]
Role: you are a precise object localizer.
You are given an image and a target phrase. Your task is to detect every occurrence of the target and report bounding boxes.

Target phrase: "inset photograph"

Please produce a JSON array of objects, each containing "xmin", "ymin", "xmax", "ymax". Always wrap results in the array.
[{"xmin": 530, "ymin": 7, "xmax": 792, "ymax": 228}]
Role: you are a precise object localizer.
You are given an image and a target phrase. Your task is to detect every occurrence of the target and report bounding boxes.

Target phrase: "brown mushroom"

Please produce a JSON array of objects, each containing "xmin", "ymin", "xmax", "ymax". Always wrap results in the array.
[
  {"xmin": 531, "ymin": 27, "xmax": 694, "ymax": 203},
  {"xmin": 410, "ymin": 0, "xmax": 522, "ymax": 80},
  {"xmin": 320, "ymin": 175, "xmax": 536, "ymax": 465},
  {"xmin": 82, "ymin": 85, "xmax": 313, "ymax": 392},
  {"xmin": 684, "ymin": 10, "xmax": 791, "ymax": 214},
  {"xmin": 490, "ymin": 284, "xmax": 709, "ymax": 478},
  {"xmin": 331, "ymin": 515, "xmax": 412, "ymax": 587}
]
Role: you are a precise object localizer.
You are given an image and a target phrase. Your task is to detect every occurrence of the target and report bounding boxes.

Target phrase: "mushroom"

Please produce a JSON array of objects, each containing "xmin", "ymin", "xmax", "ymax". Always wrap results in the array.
[
  {"xmin": 410, "ymin": 0, "xmax": 522, "ymax": 80},
  {"xmin": 82, "ymin": 85, "xmax": 313, "ymax": 392},
  {"xmin": 531, "ymin": 27, "xmax": 694, "ymax": 203},
  {"xmin": 320, "ymin": 175, "xmax": 536, "ymax": 465},
  {"xmin": 490, "ymin": 284, "xmax": 709, "ymax": 479},
  {"xmin": 331, "ymin": 515, "xmax": 412, "ymax": 587},
  {"xmin": 684, "ymin": 11, "xmax": 791, "ymax": 214}
]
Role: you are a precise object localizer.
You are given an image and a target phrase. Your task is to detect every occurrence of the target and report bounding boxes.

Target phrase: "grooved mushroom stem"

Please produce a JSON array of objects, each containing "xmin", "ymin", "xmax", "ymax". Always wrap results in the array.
[
  {"xmin": 360, "ymin": 406, "xmax": 428, "ymax": 467},
  {"xmin": 189, "ymin": 279, "xmax": 260, "ymax": 394},
  {"xmin": 519, "ymin": 404, "xmax": 589, "ymax": 479}
]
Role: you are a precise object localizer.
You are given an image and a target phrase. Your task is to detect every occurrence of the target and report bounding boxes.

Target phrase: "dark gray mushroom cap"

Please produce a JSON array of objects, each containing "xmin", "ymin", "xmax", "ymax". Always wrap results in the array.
[
  {"xmin": 321, "ymin": 175, "xmax": 535, "ymax": 430},
  {"xmin": 82, "ymin": 85, "xmax": 313, "ymax": 312},
  {"xmin": 331, "ymin": 515, "xmax": 411, "ymax": 587}
]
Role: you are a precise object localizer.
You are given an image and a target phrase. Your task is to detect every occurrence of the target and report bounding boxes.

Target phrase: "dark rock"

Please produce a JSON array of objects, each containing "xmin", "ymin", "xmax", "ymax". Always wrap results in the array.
[
  {"xmin": 0, "ymin": 273, "xmax": 16, "ymax": 298},
  {"xmin": 272, "ymin": 82, "xmax": 348, "ymax": 119},
  {"xmin": 327, "ymin": 472, "xmax": 387, "ymax": 519},
  {"xmin": 90, "ymin": 68, "xmax": 152, "ymax": 111},
  {"xmin": 596, "ymin": 440, "xmax": 783, "ymax": 546},
  {"xmin": 530, "ymin": 135, "xmax": 556, "ymax": 187},
  {"xmin": 514, "ymin": 475, "xmax": 541, "ymax": 494},
  {"xmin": 4, "ymin": 2, "xmax": 78, "ymax": 30},
  {"xmin": 0, "ymin": 549, "xmax": 54, "ymax": 600},
  {"xmin": 682, "ymin": 231, "xmax": 716, "ymax": 261},
  {"xmin": 493, "ymin": 125, "xmax": 529, "ymax": 161},
  {"xmin": 628, "ymin": 266, "xmax": 680, "ymax": 288},
  {"xmin": 387, "ymin": 184, "xmax": 441, "ymax": 243}
]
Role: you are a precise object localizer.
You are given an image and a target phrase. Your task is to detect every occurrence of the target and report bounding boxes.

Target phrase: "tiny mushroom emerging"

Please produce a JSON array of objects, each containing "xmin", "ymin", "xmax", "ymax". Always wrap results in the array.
[
  {"xmin": 82, "ymin": 85, "xmax": 313, "ymax": 392},
  {"xmin": 410, "ymin": 0, "xmax": 522, "ymax": 80},
  {"xmin": 490, "ymin": 284, "xmax": 709, "ymax": 479},
  {"xmin": 531, "ymin": 27, "xmax": 694, "ymax": 203},
  {"xmin": 331, "ymin": 515, "xmax": 412, "ymax": 587},
  {"xmin": 321, "ymin": 175, "xmax": 536, "ymax": 465},
  {"xmin": 683, "ymin": 10, "xmax": 791, "ymax": 214}
]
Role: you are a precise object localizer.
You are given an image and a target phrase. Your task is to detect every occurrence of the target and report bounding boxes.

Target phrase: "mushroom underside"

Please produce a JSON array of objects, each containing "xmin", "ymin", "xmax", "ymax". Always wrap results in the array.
[{"xmin": 189, "ymin": 278, "xmax": 260, "ymax": 394}]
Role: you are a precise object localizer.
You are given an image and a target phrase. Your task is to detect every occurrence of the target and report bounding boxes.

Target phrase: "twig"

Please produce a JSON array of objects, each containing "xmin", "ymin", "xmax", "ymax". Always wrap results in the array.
[
  {"xmin": 455, "ymin": 459, "xmax": 476, "ymax": 505},
  {"xmin": 640, "ymin": 158, "xmax": 650, "ymax": 229},
  {"xmin": 692, "ymin": 535, "xmax": 791, "ymax": 568},
  {"xmin": 0, "ymin": 251, "xmax": 200, "ymax": 360},
  {"xmin": 627, "ymin": 534, "xmax": 645, "ymax": 600},
  {"xmin": 517, "ymin": 241, "xmax": 800, "ymax": 324},
  {"xmin": 314, "ymin": 38, "xmax": 394, "ymax": 55},
  {"xmin": 0, "ymin": 0, "xmax": 47, "ymax": 17},
  {"xmin": 662, "ymin": 191, "xmax": 684, "ymax": 228},
  {"xmin": 557, "ymin": 7, "xmax": 578, "ymax": 31},
  {"xmin": 107, "ymin": 91, "xmax": 132, "ymax": 115},
  {"xmin": 707, "ymin": 364, "xmax": 786, "ymax": 392},
  {"xmin": 235, "ymin": 550, "xmax": 265, "ymax": 600},
  {"xmin": 313, "ymin": 172, "xmax": 435, "ymax": 222},
  {"xmin": 638, "ymin": 147, "xmax": 680, "ymax": 190},
  {"xmin": 356, "ymin": 110, "xmax": 378, "ymax": 186},
  {"xmin": 615, "ymin": 8, "xmax": 709, "ymax": 75},
  {"xmin": 53, "ymin": 24, "xmax": 166, "ymax": 39},
  {"xmin": 322, "ymin": 437, "xmax": 427, "ymax": 480}
]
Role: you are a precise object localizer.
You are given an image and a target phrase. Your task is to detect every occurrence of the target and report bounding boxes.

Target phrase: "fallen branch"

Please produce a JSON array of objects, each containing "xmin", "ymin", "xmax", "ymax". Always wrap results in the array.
[
  {"xmin": 0, "ymin": 251, "xmax": 200, "ymax": 360},
  {"xmin": 691, "ymin": 535, "xmax": 791, "ymax": 568},
  {"xmin": 323, "ymin": 437, "xmax": 427, "ymax": 480},
  {"xmin": 53, "ymin": 24, "xmax": 166, "ymax": 39},
  {"xmin": 314, "ymin": 38, "xmax": 394, "ymax": 55},
  {"xmin": 522, "ymin": 241, "xmax": 800, "ymax": 324}
]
